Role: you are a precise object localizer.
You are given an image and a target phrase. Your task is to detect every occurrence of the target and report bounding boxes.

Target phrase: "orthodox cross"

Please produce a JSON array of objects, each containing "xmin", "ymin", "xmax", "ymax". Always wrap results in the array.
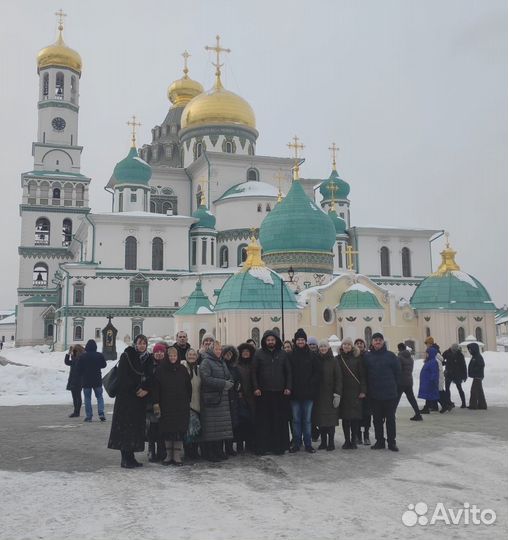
[
  {"xmin": 287, "ymin": 135, "xmax": 305, "ymax": 179},
  {"xmin": 127, "ymin": 115, "xmax": 141, "ymax": 147},
  {"xmin": 107, "ymin": 314, "xmax": 114, "ymax": 324},
  {"xmin": 182, "ymin": 50, "xmax": 191, "ymax": 77},
  {"xmin": 345, "ymin": 244, "xmax": 359, "ymax": 272},
  {"xmin": 205, "ymin": 35, "xmax": 231, "ymax": 82},
  {"xmin": 198, "ymin": 176, "xmax": 208, "ymax": 206},
  {"xmin": 444, "ymin": 231, "xmax": 450, "ymax": 248},
  {"xmin": 328, "ymin": 142, "xmax": 339, "ymax": 171},
  {"xmin": 329, "ymin": 182, "xmax": 338, "ymax": 210},
  {"xmin": 55, "ymin": 9, "xmax": 67, "ymax": 31}
]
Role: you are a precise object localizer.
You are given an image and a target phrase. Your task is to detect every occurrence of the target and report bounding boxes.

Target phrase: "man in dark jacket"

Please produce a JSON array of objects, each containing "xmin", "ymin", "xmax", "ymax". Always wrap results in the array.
[
  {"xmin": 252, "ymin": 330, "xmax": 292, "ymax": 455},
  {"xmin": 363, "ymin": 333, "xmax": 401, "ymax": 451},
  {"xmin": 396, "ymin": 343, "xmax": 422, "ymax": 421},
  {"xmin": 443, "ymin": 343, "xmax": 467, "ymax": 408},
  {"xmin": 77, "ymin": 339, "xmax": 107, "ymax": 422},
  {"xmin": 288, "ymin": 328, "xmax": 321, "ymax": 453},
  {"xmin": 174, "ymin": 331, "xmax": 191, "ymax": 362},
  {"xmin": 467, "ymin": 342, "xmax": 487, "ymax": 410}
]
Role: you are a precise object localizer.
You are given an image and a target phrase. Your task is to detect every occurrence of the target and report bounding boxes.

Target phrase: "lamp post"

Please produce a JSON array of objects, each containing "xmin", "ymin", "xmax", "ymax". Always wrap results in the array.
[{"xmin": 281, "ymin": 266, "xmax": 295, "ymax": 342}]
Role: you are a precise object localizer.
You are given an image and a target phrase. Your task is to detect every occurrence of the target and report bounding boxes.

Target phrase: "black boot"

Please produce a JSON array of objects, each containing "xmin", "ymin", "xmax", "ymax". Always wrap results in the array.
[
  {"xmin": 225, "ymin": 440, "xmax": 237, "ymax": 456},
  {"xmin": 363, "ymin": 429, "xmax": 371, "ymax": 446},
  {"xmin": 206, "ymin": 442, "xmax": 221, "ymax": 463},
  {"xmin": 318, "ymin": 428, "xmax": 328, "ymax": 450},
  {"xmin": 157, "ymin": 439, "xmax": 167, "ymax": 461},
  {"xmin": 148, "ymin": 442, "xmax": 158, "ymax": 463},
  {"xmin": 342, "ymin": 423, "xmax": 352, "ymax": 449},
  {"xmin": 327, "ymin": 428, "xmax": 335, "ymax": 451}
]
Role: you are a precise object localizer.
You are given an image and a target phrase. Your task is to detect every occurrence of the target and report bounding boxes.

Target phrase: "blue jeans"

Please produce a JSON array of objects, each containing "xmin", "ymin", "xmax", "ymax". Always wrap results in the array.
[
  {"xmin": 291, "ymin": 399, "xmax": 313, "ymax": 448},
  {"xmin": 83, "ymin": 386, "xmax": 105, "ymax": 419}
]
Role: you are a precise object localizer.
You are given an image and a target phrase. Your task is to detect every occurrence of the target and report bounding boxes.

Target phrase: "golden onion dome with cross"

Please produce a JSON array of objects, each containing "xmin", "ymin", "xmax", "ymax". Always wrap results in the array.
[
  {"xmin": 37, "ymin": 10, "xmax": 82, "ymax": 75},
  {"xmin": 181, "ymin": 36, "xmax": 256, "ymax": 130},
  {"xmin": 167, "ymin": 51, "xmax": 204, "ymax": 107}
]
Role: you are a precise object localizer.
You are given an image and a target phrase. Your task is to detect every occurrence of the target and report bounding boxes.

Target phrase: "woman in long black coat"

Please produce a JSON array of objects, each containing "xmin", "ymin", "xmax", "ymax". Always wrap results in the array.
[
  {"xmin": 338, "ymin": 337, "xmax": 367, "ymax": 449},
  {"xmin": 65, "ymin": 344, "xmax": 84, "ymax": 417},
  {"xmin": 152, "ymin": 346, "xmax": 192, "ymax": 466},
  {"xmin": 107, "ymin": 335, "xmax": 153, "ymax": 469},
  {"xmin": 222, "ymin": 345, "xmax": 240, "ymax": 456}
]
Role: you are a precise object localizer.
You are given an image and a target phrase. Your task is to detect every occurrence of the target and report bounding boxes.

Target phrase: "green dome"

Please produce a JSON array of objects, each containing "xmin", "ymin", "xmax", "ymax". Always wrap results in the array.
[
  {"xmin": 319, "ymin": 169, "xmax": 350, "ymax": 201},
  {"xmin": 328, "ymin": 208, "xmax": 347, "ymax": 235},
  {"xmin": 113, "ymin": 147, "xmax": 152, "ymax": 186},
  {"xmin": 410, "ymin": 271, "xmax": 495, "ymax": 311},
  {"xmin": 174, "ymin": 281, "xmax": 214, "ymax": 315},
  {"xmin": 215, "ymin": 266, "xmax": 298, "ymax": 311},
  {"xmin": 191, "ymin": 205, "xmax": 216, "ymax": 230},
  {"xmin": 338, "ymin": 284, "xmax": 383, "ymax": 310},
  {"xmin": 259, "ymin": 180, "xmax": 336, "ymax": 254}
]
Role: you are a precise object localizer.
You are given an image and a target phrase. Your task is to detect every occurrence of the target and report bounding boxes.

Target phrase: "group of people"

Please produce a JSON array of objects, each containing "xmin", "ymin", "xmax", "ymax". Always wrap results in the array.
[{"xmin": 64, "ymin": 328, "xmax": 488, "ymax": 469}]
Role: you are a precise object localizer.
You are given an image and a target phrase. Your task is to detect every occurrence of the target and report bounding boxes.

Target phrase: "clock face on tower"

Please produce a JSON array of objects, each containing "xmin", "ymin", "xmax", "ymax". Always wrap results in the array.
[{"xmin": 51, "ymin": 117, "xmax": 66, "ymax": 131}]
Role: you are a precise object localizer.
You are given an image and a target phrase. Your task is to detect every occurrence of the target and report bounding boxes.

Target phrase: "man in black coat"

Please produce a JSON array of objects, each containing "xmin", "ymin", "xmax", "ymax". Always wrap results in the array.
[
  {"xmin": 442, "ymin": 343, "xmax": 467, "ymax": 408},
  {"xmin": 77, "ymin": 339, "xmax": 107, "ymax": 422},
  {"xmin": 252, "ymin": 330, "xmax": 292, "ymax": 455},
  {"xmin": 288, "ymin": 328, "xmax": 321, "ymax": 453},
  {"xmin": 174, "ymin": 331, "xmax": 191, "ymax": 361},
  {"xmin": 363, "ymin": 333, "xmax": 401, "ymax": 451},
  {"xmin": 396, "ymin": 343, "xmax": 422, "ymax": 421}
]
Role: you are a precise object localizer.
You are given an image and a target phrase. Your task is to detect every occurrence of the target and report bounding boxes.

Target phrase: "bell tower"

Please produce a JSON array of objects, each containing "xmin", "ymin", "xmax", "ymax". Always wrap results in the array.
[{"xmin": 16, "ymin": 12, "xmax": 91, "ymax": 347}]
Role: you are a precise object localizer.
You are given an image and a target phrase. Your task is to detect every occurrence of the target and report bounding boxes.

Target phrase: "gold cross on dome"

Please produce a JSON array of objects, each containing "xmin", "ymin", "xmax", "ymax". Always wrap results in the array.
[
  {"xmin": 444, "ymin": 231, "xmax": 450, "ymax": 248},
  {"xmin": 182, "ymin": 50, "xmax": 191, "ymax": 77},
  {"xmin": 287, "ymin": 135, "xmax": 305, "ymax": 180},
  {"xmin": 127, "ymin": 115, "xmax": 141, "ymax": 147},
  {"xmin": 328, "ymin": 142, "xmax": 339, "ymax": 171},
  {"xmin": 198, "ymin": 176, "xmax": 208, "ymax": 206},
  {"xmin": 274, "ymin": 170, "xmax": 286, "ymax": 202},
  {"xmin": 205, "ymin": 35, "xmax": 231, "ymax": 82},
  {"xmin": 55, "ymin": 8, "xmax": 67, "ymax": 31},
  {"xmin": 329, "ymin": 182, "xmax": 338, "ymax": 210},
  {"xmin": 345, "ymin": 244, "xmax": 359, "ymax": 272}
]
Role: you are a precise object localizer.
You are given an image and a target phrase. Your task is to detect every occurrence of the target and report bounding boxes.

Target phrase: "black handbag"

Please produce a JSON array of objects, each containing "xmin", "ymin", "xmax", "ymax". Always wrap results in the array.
[{"xmin": 102, "ymin": 362, "xmax": 119, "ymax": 398}]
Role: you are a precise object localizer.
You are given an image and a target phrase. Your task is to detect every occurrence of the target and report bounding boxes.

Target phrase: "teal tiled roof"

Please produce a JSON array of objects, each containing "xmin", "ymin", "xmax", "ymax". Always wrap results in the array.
[
  {"xmin": 338, "ymin": 286, "xmax": 383, "ymax": 310},
  {"xmin": 410, "ymin": 271, "xmax": 496, "ymax": 311},
  {"xmin": 328, "ymin": 208, "xmax": 347, "ymax": 235},
  {"xmin": 174, "ymin": 281, "xmax": 214, "ymax": 315},
  {"xmin": 113, "ymin": 147, "xmax": 151, "ymax": 186},
  {"xmin": 191, "ymin": 205, "xmax": 216, "ymax": 230},
  {"xmin": 319, "ymin": 169, "xmax": 350, "ymax": 201}
]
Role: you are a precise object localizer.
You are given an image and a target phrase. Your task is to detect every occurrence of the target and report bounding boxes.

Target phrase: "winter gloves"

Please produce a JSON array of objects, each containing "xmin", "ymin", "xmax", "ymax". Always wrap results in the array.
[
  {"xmin": 224, "ymin": 380, "xmax": 234, "ymax": 391},
  {"xmin": 153, "ymin": 403, "xmax": 161, "ymax": 418},
  {"xmin": 332, "ymin": 394, "xmax": 341, "ymax": 408}
]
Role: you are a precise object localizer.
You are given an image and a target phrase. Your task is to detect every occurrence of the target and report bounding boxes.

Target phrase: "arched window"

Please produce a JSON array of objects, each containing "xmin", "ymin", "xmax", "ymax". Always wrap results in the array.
[
  {"xmin": 458, "ymin": 327, "xmax": 466, "ymax": 343},
  {"xmin": 75, "ymin": 185, "xmax": 84, "ymax": 205},
  {"xmin": 219, "ymin": 246, "xmax": 229, "ymax": 268},
  {"xmin": 46, "ymin": 323, "xmax": 54, "ymax": 338},
  {"xmin": 225, "ymin": 141, "xmax": 233, "ymax": 153},
  {"xmin": 43, "ymin": 73, "xmax": 49, "ymax": 98},
  {"xmin": 257, "ymin": 203, "xmax": 262, "ymax": 213},
  {"xmin": 62, "ymin": 219, "xmax": 72, "ymax": 246},
  {"xmin": 150, "ymin": 200, "xmax": 156, "ymax": 213},
  {"xmin": 125, "ymin": 236, "xmax": 137, "ymax": 270},
  {"xmin": 247, "ymin": 168, "xmax": 259, "ymax": 182},
  {"xmin": 162, "ymin": 201, "xmax": 173, "ymax": 215},
  {"xmin": 402, "ymin": 247, "xmax": 411, "ymax": 277},
  {"xmin": 74, "ymin": 288, "xmax": 83, "ymax": 305},
  {"xmin": 475, "ymin": 327, "xmax": 483, "ymax": 342},
  {"xmin": 425, "ymin": 327, "xmax": 431, "ymax": 338},
  {"xmin": 196, "ymin": 142, "xmax": 203, "ymax": 158},
  {"xmin": 133, "ymin": 325, "xmax": 141, "ymax": 337},
  {"xmin": 339, "ymin": 327, "xmax": 344, "ymax": 340},
  {"xmin": 364, "ymin": 326, "xmax": 373, "ymax": 344},
  {"xmin": 35, "ymin": 218, "xmax": 50, "ymax": 245},
  {"xmin": 251, "ymin": 327, "xmax": 260, "ymax": 347},
  {"xmin": 52, "ymin": 187, "xmax": 61, "ymax": 199},
  {"xmin": 199, "ymin": 328, "xmax": 206, "ymax": 343},
  {"xmin": 70, "ymin": 76, "xmax": 77, "ymax": 103},
  {"xmin": 55, "ymin": 72, "xmax": 64, "ymax": 99},
  {"xmin": 28, "ymin": 181, "xmax": 37, "ymax": 199},
  {"xmin": 40, "ymin": 182, "xmax": 49, "ymax": 203},
  {"xmin": 33, "ymin": 262, "xmax": 48, "ymax": 287},
  {"xmin": 380, "ymin": 246, "xmax": 390, "ymax": 276},
  {"xmin": 63, "ymin": 183, "xmax": 73, "ymax": 205},
  {"xmin": 134, "ymin": 287, "xmax": 143, "ymax": 304},
  {"xmin": 237, "ymin": 243, "xmax": 248, "ymax": 266},
  {"xmin": 152, "ymin": 237, "xmax": 163, "ymax": 270},
  {"xmin": 248, "ymin": 143, "xmax": 254, "ymax": 156},
  {"xmin": 266, "ymin": 203, "xmax": 271, "ymax": 212},
  {"xmin": 73, "ymin": 325, "xmax": 83, "ymax": 341}
]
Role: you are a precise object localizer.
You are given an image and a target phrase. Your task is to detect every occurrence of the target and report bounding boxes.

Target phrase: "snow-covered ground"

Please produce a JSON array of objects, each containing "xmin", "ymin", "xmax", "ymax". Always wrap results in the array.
[{"xmin": 0, "ymin": 342, "xmax": 506, "ymax": 407}]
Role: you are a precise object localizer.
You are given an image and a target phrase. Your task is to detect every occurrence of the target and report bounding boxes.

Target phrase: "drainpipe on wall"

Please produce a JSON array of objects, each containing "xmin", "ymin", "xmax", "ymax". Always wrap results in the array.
[
  {"xmin": 104, "ymin": 186, "xmax": 115, "ymax": 212},
  {"xmin": 58, "ymin": 263, "xmax": 71, "ymax": 351},
  {"xmin": 202, "ymin": 150, "xmax": 212, "ymax": 206},
  {"xmin": 84, "ymin": 213, "xmax": 96, "ymax": 263},
  {"xmin": 184, "ymin": 167, "xmax": 194, "ymax": 272},
  {"xmin": 72, "ymin": 234, "xmax": 84, "ymax": 262}
]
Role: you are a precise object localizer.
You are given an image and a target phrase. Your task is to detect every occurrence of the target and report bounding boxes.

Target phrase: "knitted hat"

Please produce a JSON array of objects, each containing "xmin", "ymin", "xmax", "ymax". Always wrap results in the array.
[
  {"xmin": 354, "ymin": 338, "xmax": 366, "ymax": 346},
  {"xmin": 341, "ymin": 337, "xmax": 354, "ymax": 346},
  {"xmin": 318, "ymin": 339, "xmax": 330, "ymax": 348},
  {"xmin": 201, "ymin": 332, "xmax": 215, "ymax": 344},
  {"xmin": 294, "ymin": 328, "xmax": 307, "ymax": 341},
  {"xmin": 307, "ymin": 336, "xmax": 319, "ymax": 346},
  {"xmin": 371, "ymin": 332, "xmax": 384, "ymax": 341},
  {"xmin": 152, "ymin": 343, "xmax": 166, "ymax": 354}
]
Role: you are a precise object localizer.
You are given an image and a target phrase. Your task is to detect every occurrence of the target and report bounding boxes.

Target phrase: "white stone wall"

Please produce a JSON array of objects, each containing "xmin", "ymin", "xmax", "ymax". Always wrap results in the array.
[
  {"xmin": 182, "ymin": 135, "xmax": 255, "ymax": 168},
  {"xmin": 215, "ymin": 198, "xmax": 275, "ymax": 231}
]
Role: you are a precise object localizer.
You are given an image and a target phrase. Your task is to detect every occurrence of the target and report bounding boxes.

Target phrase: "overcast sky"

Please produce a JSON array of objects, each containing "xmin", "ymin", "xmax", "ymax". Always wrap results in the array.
[{"xmin": 1, "ymin": 0, "xmax": 506, "ymax": 309}]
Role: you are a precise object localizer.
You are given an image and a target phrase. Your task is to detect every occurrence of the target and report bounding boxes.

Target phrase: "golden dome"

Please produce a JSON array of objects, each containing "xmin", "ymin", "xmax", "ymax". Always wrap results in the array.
[
  {"xmin": 167, "ymin": 50, "xmax": 204, "ymax": 107},
  {"xmin": 181, "ymin": 77, "xmax": 256, "ymax": 130},
  {"xmin": 37, "ymin": 27, "xmax": 82, "ymax": 75}
]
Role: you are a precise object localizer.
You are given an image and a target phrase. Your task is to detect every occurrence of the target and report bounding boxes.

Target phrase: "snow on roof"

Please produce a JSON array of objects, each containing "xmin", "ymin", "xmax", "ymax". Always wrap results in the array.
[
  {"xmin": 345, "ymin": 283, "xmax": 374, "ymax": 294},
  {"xmin": 133, "ymin": 156, "xmax": 149, "ymax": 166},
  {"xmin": 94, "ymin": 211, "xmax": 192, "ymax": 219},
  {"xmin": 0, "ymin": 314, "xmax": 16, "ymax": 325},
  {"xmin": 217, "ymin": 181, "xmax": 281, "ymax": 201},
  {"xmin": 248, "ymin": 266, "xmax": 274, "ymax": 285},
  {"xmin": 196, "ymin": 306, "xmax": 213, "ymax": 315},
  {"xmin": 309, "ymin": 201, "xmax": 319, "ymax": 211},
  {"xmin": 451, "ymin": 271, "xmax": 478, "ymax": 289}
]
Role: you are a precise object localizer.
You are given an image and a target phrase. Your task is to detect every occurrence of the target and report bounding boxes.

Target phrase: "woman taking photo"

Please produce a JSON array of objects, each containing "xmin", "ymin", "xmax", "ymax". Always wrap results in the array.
[
  {"xmin": 107, "ymin": 334, "xmax": 152, "ymax": 469},
  {"xmin": 64, "ymin": 344, "xmax": 84, "ymax": 418},
  {"xmin": 199, "ymin": 340, "xmax": 234, "ymax": 462}
]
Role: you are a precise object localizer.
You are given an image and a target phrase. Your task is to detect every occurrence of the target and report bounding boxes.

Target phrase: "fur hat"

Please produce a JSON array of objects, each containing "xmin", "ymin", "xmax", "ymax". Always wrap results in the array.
[
  {"xmin": 294, "ymin": 328, "xmax": 307, "ymax": 341},
  {"xmin": 238, "ymin": 342, "xmax": 256, "ymax": 357},
  {"xmin": 371, "ymin": 332, "xmax": 384, "ymax": 341},
  {"xmin": 152, "ymin": 342, "xmax": 167, "ymax": 354}
]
